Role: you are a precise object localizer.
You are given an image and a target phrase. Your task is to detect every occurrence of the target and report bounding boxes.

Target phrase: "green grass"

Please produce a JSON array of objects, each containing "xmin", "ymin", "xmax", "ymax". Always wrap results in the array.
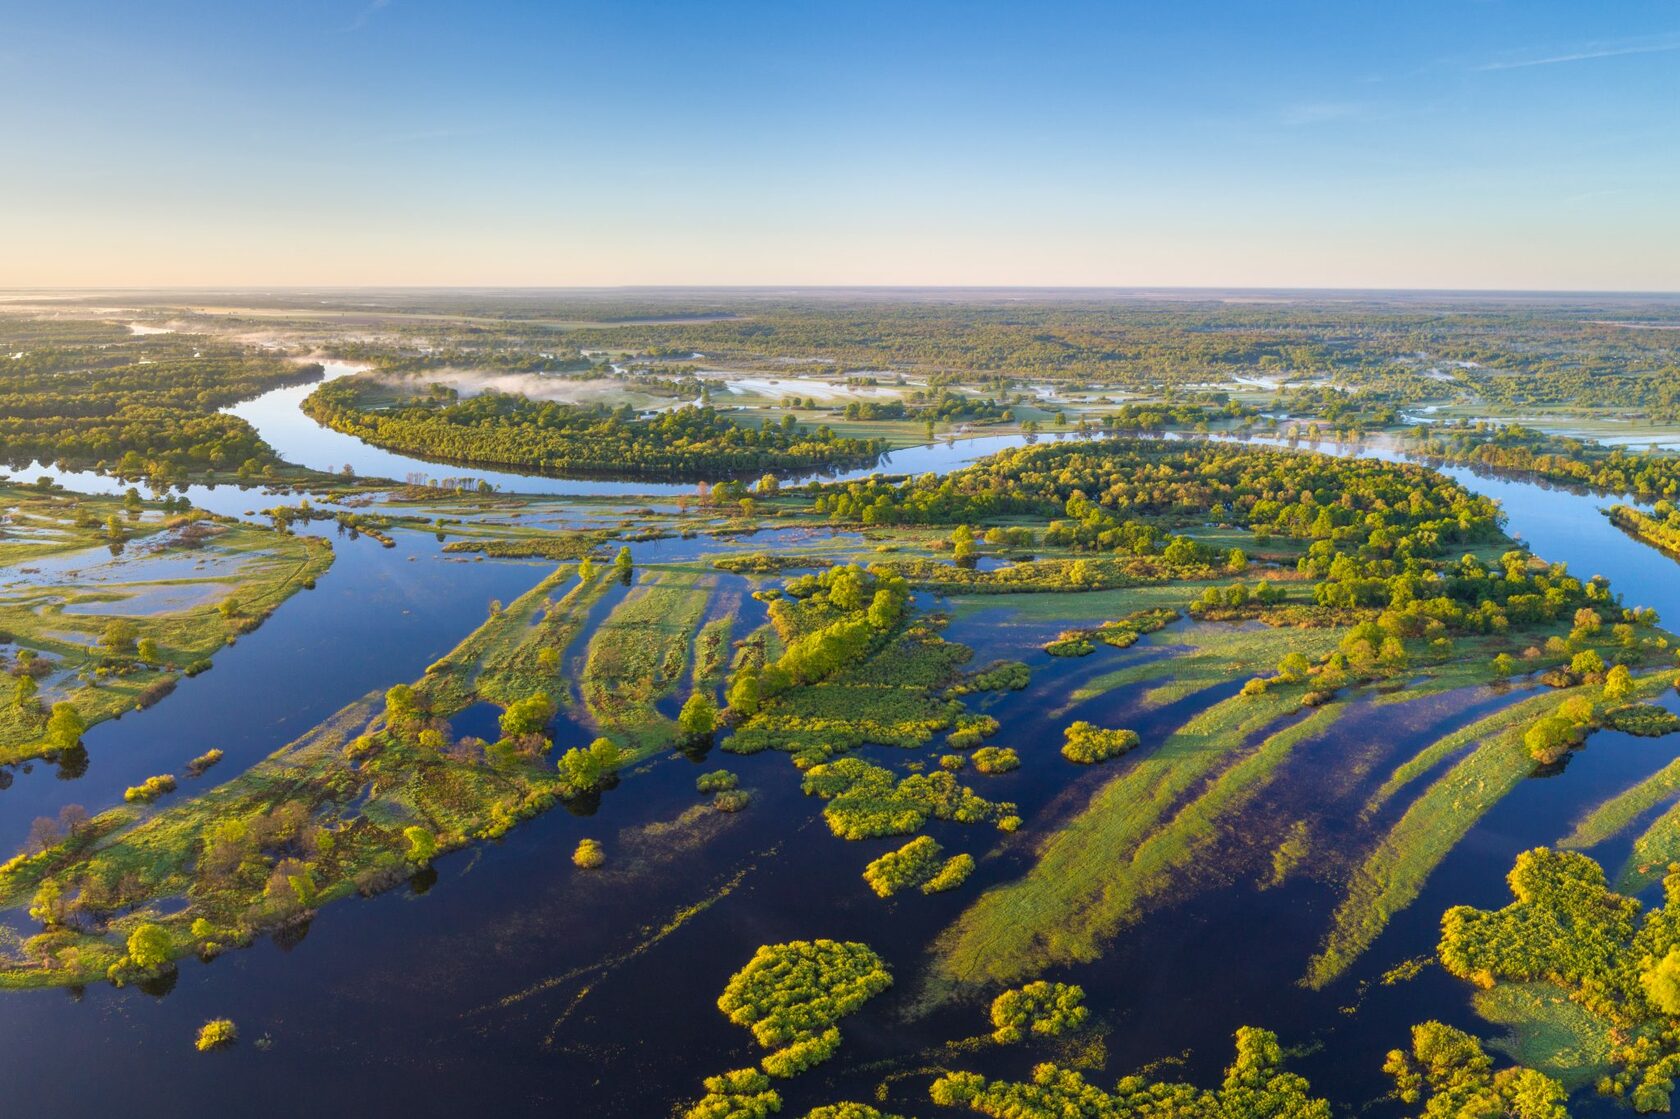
[
  {"xmin": 581, "ymin": 568, "xmax": 714, "ymax": 754},
  {"xmin": 1561, "ymin": 756, "xmax": 1680, "ymax": 853},
  {"xmin": 931, "ymin": 688, "xmax": 1325, "ymax": 992},
  {"xmin": 1473, "ymin": 981, "xmax": 1616, "ymax": 1089},
  {"xmin": 1066, "ymin": 621, "xmax": 1340, "ymax": 710},
  {"xmin": 1305, "ymin": 686, "xmax": 1626, "ymax": 990}
]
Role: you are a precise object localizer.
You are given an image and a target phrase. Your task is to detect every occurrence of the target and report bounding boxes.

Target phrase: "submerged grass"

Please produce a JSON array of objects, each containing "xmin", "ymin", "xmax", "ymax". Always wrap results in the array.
[
  {"xmin": 1305, "ymin": 677, "xmax": 1673, "ymax": 990},
  {"xmin": 931, "ymin": 687, "xmax": 1324, "ymax": 991}
]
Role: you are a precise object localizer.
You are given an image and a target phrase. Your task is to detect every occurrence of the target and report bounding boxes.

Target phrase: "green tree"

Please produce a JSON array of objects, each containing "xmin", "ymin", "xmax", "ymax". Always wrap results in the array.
[
  {"xmin": 403, "ymin": 826, "xmax": 437, "ymax": 864},
  {"xmin": 44, "ymin": 702, "xmax": 85, "ymax": 749},
  {"xmin": 127, "ymin": 922, "xmax": 173, "ymax": 970},
  {"xmin": 679, "ymin": 691, "xmax": 718, "ymax": 739}
]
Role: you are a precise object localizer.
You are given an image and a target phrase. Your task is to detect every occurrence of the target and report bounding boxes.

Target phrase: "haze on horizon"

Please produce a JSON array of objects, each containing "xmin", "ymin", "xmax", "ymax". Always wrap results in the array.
[{"xmin": 3, "ymin": 0, "xmax": 1676, "ymax": 292}]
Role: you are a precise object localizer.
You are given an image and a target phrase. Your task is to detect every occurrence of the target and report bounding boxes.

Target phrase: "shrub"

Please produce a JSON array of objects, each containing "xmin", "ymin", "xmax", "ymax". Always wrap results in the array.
[
  {"xmin": 124, "ymin": 774, "xmax": 177, "ymax": 803},
  {"xmin": 572, "ymin": 839, "xmax": 605, "ymax": 869},
  {"xmin": 971, "ymin": 746, "xmax": 1019, "ymax": 774},
  {"xmin": 863, "ymin": 836, "xmax": 944, "ymax": 897},
  {"xmin": 1061, "ymin": 722, "xmax": 1139, "ymax": 765},
  {"xmin": 939, "ymin": 754, "xmax": 966, "ymax": 771},
  {"xmin": 716, "ymin": 940, "xmax": 891, "ymax": 1075},
  {"xmin": 185, "ymin": 748, "xmax": 224, "ymax": 776},
  {"xmin": 697, "ymin": 770, "xmax": 740, "ymax": 794},
  {"xmin": 989, "ymin": 980, "xmax": 1090, "ymax": 1043},
  {"xmin": 195, "ymin": 1019, "xmax": 237, "ymax": 1052},
  {"xmin": 404, "ymin": 826, "xmax": 437, "ymax": 864},
  {"xmin": 921, "ymin": 853, "xmax": 975, "ymax": 894},
  {"xmin": 714, "ymin": 790, "xmax": 751, "ymax": 813},
  {"xmin": 684, "ymin": 1068, "xmax": 782, "ymax": 1119},
  {"xmin": 1604, "ymin": 703, "xmax": 1680, "ymax": 737}
]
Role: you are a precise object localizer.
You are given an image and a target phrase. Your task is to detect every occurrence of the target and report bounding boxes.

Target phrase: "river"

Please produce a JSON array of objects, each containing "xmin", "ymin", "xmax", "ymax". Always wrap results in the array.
[{"xmin": 1, "ymin": 378, "xmax": 1677, "ymax": 1116}]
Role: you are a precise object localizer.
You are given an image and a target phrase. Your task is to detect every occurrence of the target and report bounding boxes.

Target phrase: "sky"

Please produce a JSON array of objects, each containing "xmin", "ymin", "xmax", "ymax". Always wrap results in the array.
[{"xmin": 1, "ymin": 1, "xmax": 1677, "ymax": 290}]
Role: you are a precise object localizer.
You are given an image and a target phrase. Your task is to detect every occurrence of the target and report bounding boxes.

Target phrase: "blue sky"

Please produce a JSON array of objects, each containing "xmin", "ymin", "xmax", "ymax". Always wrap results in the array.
[{"xmin": 2, "ymin": 1, "xmax": 1676, "ymax": 288}]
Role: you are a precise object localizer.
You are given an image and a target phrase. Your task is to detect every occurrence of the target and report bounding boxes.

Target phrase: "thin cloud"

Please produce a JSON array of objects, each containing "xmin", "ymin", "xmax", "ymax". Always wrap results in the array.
[
  {"xmin": 343, "ymin": 0, "xmax": 393, "ymax": 32},
  {"xmin": 1477, "ymin": 37, "xmax": 1680, "ymax": 71}
]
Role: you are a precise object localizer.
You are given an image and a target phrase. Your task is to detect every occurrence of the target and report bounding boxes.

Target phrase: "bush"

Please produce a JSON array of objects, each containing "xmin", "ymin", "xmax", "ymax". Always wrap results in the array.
[
  {"xmin": 1061, "ymin": 722, "xmax": 1139, "ymax": 765},
  {"xmin": 1604, "ymin": 703, "xmax": 1680, "ymax": 737},
  {"xmin": 715, "ymin": 940, "xmax": 892, "ymax": 1075},
  {"xmin": 921, "ymin": 853, "xmax": 975, "ymax": 894},
  {"xmin": 971, "ymin": 746, "xmax": 1019, "ymax": 774},
  {"xmin": 863, "ymin": 836, "xmax": 944, "ymax": 897},
  {"xmin": 195, "ymin": 1019, "xmax": 237, "ymax": 1052},
  {"xmin": 714, "ymin": 790, "xmax": 751, "ymax": 813},
  {"xmin": 684, "ymin": 1068, "xmax": 782, "ymax": 1119},
  {"xmin": 126, "ymin": 922, "xmax": 173, "ymax": 970},
  {"xmin": 123, "ymin": 774, "xmax": 177, "ymax": 803},
  {"xmin": 989, "ymin": 980, "xmax": 1090, "ymax": 1043},
  {"xmin": 572, "ymin": 839, "xmax": 605, "ymax": 869},
  {"xmin": 697, "ymin": 770, "xmax": 740, "ymax": 794}
]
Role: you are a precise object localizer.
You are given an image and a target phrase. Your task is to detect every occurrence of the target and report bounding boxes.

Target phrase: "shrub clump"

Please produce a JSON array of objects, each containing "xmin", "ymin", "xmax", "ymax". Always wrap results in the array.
[
  {"xmin": 971, "ymin": 746, "xmax": 1019, "ymax": 774},
  {"xmin": 123, "ymin": 774, "xmax": 178, "ymax": 803},
  {"xmin": 921, "ymin": 853, "xmax": 975, "ymax": 894},
  {"xmin": 683, "ymin": 1068, "xmax": 782, "ymax": 1119},
  {"xmin": 716, "ymin": 940, "xmax": 892, "ymax": 1078},
  {"xmin": 1060, "ymin": 722, "xmax": 1139, "ymax": 765},
  {"xmin": 572, "ymin": 838, "xmax": 605, "ymax": 869},
  {"xmin": 1604, "ymin": 703, "xmax": 1680, "ymax": 737},
  {"xmin": 863, "ymin": 836, "xmax": 944, "ymax": 897},
  {"xmin": 714, "ymin": 789, "xmax": 752, "ymax": 813},
  {"xmin": 947, "ymin": 715, "xmax": 1000, "ymax": 749},
  {"xmin": 801, "ymin": 757, "xmax": 1007, "ymax": 840},
  {"xmin": 195, "ymin": 1018, "xmax": 237, "ymax": 1052},
  {"xmin": 989, "ymin": 980, "xmax": 1090, "ymax": 1043},
  {"xmin": 697, "ymin": 769, "xmax": 740, "ymax": 794},
  {"xmin": 185, "ymin": 748, "xmax": 224, "ymax": 776}
]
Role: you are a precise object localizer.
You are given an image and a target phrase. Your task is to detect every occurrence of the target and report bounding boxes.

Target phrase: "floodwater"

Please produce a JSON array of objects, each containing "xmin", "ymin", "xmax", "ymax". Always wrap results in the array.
[{"xmin": 1, "ymin": 387, "xmax": 1678, "ymax": 1115}]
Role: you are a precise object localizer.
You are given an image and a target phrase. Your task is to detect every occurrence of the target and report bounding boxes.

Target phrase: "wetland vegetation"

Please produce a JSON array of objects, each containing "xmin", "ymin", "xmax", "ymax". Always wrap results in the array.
[{"xmin": 6, "ymin": 290, "xmax": 1680, "ymax": 1117}]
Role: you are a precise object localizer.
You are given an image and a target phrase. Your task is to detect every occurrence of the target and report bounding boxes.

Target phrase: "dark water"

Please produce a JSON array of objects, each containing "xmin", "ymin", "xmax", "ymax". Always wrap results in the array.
[{"xmin": 5, "ymin": 412, "xmax": 1680, "ymax": 1113}]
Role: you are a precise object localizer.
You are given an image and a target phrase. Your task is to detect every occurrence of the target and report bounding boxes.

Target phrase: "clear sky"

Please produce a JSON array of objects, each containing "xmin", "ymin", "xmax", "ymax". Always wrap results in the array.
[{"xmin": 2, "ymin": 1, "xmax": 1676, "ymax": 290}]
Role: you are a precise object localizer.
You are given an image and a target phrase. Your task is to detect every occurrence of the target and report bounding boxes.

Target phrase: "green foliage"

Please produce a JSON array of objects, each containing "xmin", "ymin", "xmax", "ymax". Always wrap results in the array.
[
  {"xmin": 989, "ymin": 981, "xmax": 1090, "ymax": 1044},
  {"xmin": 572, "ymin": 839, "xmax": 605, "ymax": 869},
  {"xmin": 194, "ymin": 1019, "xmax": 237, "ymax": 1052},
  {"xmin": 801, "ymin": 758, "xmax": 1007, "ymax": 840},
  {"xmin": 696, "ymin": 770, "xmax": 740, "ymax": 794},
  {"xmin": 971, "ymin": 746, "xmax": 1020, "ymax": 774},
  {"xmin": 1434, "ymin": 847, "xmax": 1680, "ymax": 1109},
  {"xmin": 499, "ymin": 693, "xmax": 556, "ymax": 740},
  {"xmin": 1061, "ymin": 722, "xmax": 1140, "ymax": 765},
  {"xmin": 715, "ymin": 940, "xmax": 892, "ymax": 1078},
  {"xmin": 862, "ymin": 836, "xmax": 944, "ymax": 898},
  {"xmin": 1383, "ymin": 1021, "xmax": 1566, "ymax": 1119},
  {"xmin": 123, "ymin": 774, "xmax": 178, "ymax": 804},
  {"xmin": 685, "ymin": 1068, "xmax": 782, "ymax": 1119},
  {"xmin": 1604, "ymin": 703, "xmax": 1680, "ymax": 737},
  {"xmin": 126, "ymin": 923, "xmax": 172, "ymax": 970},
  {"xmin": 680, "ymin": 691, "xmax": 719, "ymax": 739},
  {"xmin": 929, "ymin": 1026, "xmax": 1329, "ymax": 1118},
  {"xmin": 305, "ymin": 375, "xmax": 883, "ymax": 480},
  {"xmin": 557, "ymin": 737, "xmax": 621, "ymax": 796},
  {"xmin": 403, "ymin": 826, "xmax": 437, "ymax": 864},
  {"xmin": 923, "ymin": 853, "xmax": 975, "ymax": 894}
]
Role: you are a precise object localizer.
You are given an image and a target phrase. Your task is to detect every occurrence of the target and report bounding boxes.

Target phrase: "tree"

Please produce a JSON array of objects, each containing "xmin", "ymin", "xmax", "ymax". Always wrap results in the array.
[
  {"xmin": 1604, "ymin": 663, "xmax": 1634, "ymax": 704},
  {"xmin": 679, "ymin": 691, "xmax": 717, "ymax": 740},
  {"xmin": 614, "ymin": 546, "xmax": 633, "ymax": 583},
  {"xmin": 499, "ymin": 694, "xmax": 556, "ymax": 740},
  {"xmin": 557, "ymin": 737, "xmax": 620, "ymax": 794},
  {"xmin": 726, "ymin": 669, "xmax": 762, "ymax": 717},
  {"xmin": 136, "ymin": 637, "xmax": 160, "ymax": 664},
  {"xmin": 127, "ymin": 922, "xmax": 173, "ymax": 970},
  {"xmin": 536, "ymin": 647, "xmax": 560, "ymax": 673},
  {"xmin": 44, "ymin": 702, "xmax": 84, "ymax": 749},
  {"xmin": 403, "ymin": 826, "xmax": 437, "ymax": 864},
  {"xmin": 100, "ymin": 619, "xmax": 137, "ymax": 656}
]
